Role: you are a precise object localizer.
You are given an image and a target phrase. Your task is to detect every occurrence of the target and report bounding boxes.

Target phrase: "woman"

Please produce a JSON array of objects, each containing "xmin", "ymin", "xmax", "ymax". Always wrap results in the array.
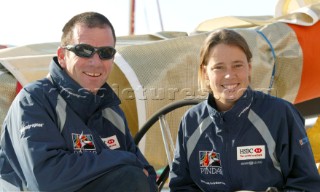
[{"xmin": 169, "ymin": 29, "xmax": 320, "ymax": 191}]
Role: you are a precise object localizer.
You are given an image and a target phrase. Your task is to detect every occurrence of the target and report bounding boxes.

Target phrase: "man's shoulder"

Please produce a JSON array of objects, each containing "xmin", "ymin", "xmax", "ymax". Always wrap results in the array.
[
  {"xmin": 17, "ymin": 78, "xmax": 57, "ymax": 102},
  {"xmin": 23, "ymin": 78, "xmax": 55, "ymax": 92}
]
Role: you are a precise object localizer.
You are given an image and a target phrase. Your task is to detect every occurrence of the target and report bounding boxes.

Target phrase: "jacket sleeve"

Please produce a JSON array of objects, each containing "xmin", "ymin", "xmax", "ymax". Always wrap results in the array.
[
  {"xmin": 1, "ymin": 90, "xmax": 145, "ymax": 192},
  {"xmin": 120, "ymin": 108, "xmax": 158, "ymax": 192},
  {"xmin": 278, "ymin": 103, "xmax": 320, "ymax": 191},
  {"xmin": 169, "ymin": 118, "xmax": 202, "ymax": 191}
]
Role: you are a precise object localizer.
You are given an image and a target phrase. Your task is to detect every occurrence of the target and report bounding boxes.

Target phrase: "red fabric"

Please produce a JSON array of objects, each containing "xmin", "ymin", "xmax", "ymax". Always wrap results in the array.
[{"xmin": 15, "ymin": 81, "xmax": 23, "ymax": 95}]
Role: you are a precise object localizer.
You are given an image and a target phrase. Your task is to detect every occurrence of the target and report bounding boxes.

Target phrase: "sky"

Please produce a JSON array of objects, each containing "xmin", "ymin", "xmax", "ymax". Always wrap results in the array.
[{"xmin": 0, "ymin": 0, "xmax": 278, "ymax": 46}]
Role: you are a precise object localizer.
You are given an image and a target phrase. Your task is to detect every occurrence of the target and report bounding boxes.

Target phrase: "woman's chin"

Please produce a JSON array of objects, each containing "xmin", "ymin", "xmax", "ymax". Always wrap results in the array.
[{"xmin": 223, "ymin": 94, "xmax": 238, "ymax": 101}]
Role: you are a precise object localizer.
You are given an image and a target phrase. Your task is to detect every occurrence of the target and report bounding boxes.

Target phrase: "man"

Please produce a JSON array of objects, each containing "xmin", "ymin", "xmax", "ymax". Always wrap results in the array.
[{"xmin": 0, "ymin": 12, "xmax": 157, "ymax": 192}]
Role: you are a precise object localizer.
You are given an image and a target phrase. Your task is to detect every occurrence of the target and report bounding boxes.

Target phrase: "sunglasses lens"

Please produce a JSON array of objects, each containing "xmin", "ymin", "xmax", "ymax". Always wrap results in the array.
[
  {"xmin": 99, "ymin": 47, "xmax": 116, "ymax": 59},
  {"xmin": 68, "ymin": 44, "xmax": 116, "ymax": 60},
  {"xmin": 74, "ymin": 44, "xmax": 95, "ymax": 58}
]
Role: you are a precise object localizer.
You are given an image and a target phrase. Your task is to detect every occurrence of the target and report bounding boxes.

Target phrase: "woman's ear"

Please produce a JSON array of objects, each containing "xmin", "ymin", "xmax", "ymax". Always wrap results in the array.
[
  {"xmin": 248, "ymin": 62, "xmax": 252, "ymax": 82},
  {"xmin": 57, "ymin": 47, "xmax": 66, "ymax": 68},
  {"xmin": 202, "ymin": 65, "xmax": 209, "ymax": 80}
]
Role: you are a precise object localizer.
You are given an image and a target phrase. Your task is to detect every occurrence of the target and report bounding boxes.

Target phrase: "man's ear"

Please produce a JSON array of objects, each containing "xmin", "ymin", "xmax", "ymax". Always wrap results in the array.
[{"xmin": 57, "ymin": 47, "xmax": 66, "ymax": 68}]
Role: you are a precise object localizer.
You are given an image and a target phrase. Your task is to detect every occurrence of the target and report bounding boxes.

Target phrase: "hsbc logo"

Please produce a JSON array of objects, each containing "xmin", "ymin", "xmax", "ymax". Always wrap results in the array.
[
  {"xmin": 101, "ymin": 135, "xmax": 120, "ymax": 150},
  {"xmin": 239, "ymin": 147, "xmax": 263, "ymax": 154},
  {"xmin": 237, "ymin": 145, "xmax": 265, "ymax": 160},
  {"xmin": 254, "ymin": 148, "xmax": 262, "ymax": 153}
]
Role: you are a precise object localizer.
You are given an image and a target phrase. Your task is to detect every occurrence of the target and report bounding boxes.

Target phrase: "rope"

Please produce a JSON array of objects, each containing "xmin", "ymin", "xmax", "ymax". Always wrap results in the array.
[{"xmin": 256, "ymin": 30, "xmax": 276, "ymax": 95}]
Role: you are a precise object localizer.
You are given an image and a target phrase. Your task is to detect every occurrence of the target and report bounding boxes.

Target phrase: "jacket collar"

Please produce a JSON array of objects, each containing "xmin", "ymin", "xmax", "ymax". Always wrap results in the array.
[
  {"xmin": 49, "ymin": 57, "xmax": 120, "ymax": 120},
  {"xmin": 207, "ymin": 87, "xmax": 253, "ymax": 121}
]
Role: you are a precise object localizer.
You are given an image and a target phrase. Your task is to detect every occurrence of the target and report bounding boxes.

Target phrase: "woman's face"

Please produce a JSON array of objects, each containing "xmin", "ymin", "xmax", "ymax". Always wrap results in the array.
[{"xmin": 204, "ymin": 43, "xmax": 251, "ymax": 111}]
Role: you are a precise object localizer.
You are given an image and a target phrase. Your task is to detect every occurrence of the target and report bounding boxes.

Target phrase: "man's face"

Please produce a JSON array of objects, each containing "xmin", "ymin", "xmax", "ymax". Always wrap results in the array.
[{"xmin": 57, "ymin": 24, "xmax": 115, "ymax": 94}]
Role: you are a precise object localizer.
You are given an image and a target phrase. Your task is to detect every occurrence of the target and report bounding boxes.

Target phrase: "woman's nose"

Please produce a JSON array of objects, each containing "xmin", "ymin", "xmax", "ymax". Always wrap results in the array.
[{"xmin": 224, "ymin": 68, "xmax": 235, "ymax": 79}]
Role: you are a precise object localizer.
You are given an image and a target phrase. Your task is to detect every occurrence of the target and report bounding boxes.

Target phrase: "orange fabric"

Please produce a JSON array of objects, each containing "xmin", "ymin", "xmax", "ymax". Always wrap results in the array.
[{"xmin": 287, "ymin": 22, "xmax": 320, "ymax": 104}]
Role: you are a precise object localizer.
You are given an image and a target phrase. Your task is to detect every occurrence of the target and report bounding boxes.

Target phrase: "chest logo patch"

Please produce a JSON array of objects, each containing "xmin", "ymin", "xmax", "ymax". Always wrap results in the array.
[
  {"xmin": 199, "ymin": 151, "xmax": 221, "ymax": 167},
  {"xmin": 102, "ymin": 135, "xmax": 120, "ymax": 150},
  {"xmin": 199, "ymin": 151, "xmax": 222, "ymax": 175},
  {"xmin": 72, "ymin": 132, "xmax": 96, "ymax": 152},
  {"xmin": 237, "ymin": 145, "xmax": 265, "ymax": 160}
]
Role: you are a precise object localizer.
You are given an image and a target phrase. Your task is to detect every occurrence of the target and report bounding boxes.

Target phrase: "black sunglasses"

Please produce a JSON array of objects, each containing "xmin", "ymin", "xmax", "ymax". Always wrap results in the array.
[{"xmin": 62, "ymin": 44, "xmax": 116, "ymax": 60}]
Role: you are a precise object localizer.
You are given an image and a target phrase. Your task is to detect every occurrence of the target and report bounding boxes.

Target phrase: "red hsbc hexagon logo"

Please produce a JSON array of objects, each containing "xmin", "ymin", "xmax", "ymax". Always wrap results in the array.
[
  {"xmin": 102, "ymin": 135, "xmax": 120, "ymax": 150},
  {"xmin": 254, "ymin": 148, "xmax": 262, "ymax": 153},
  {"xmin": 107, "ymin": 139, "xmax": 115, "ymax": 144}
]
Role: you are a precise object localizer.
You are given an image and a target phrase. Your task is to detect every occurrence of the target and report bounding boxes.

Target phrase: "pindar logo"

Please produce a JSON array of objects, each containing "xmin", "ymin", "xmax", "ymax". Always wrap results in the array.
[
  {"xmin": 199, "ymin": 151, "xmax": 221, "ymax": 167},
  {"xmin": 72, "ymin": 132, "xmax": 96, "ymax": 152},
  {"xmin": 199, "ymin": 151, "xmax": 223, "ymax": 175}
]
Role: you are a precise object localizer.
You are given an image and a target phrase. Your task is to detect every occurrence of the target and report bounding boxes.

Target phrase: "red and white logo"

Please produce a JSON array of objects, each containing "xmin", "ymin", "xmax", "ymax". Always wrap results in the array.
[
  {"xmin": 102, "ymin": 135, "xmax": 120, "ymax": 150},
  {"xmin": 237, "ymin": 145, "xmax": 265, "ymax": 160},
  {"xmin": 72, "ymin": 132, "xmax": 96, "ymax": 152},
  {"xmin": 107, "ymin": 139, "xmax": 115, "ymax": 144}
]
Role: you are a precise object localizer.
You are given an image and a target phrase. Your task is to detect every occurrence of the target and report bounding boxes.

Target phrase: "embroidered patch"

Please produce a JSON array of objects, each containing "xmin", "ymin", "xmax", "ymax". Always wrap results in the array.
[
  {"xmin": 72, "ymin": 132, "xmax": 96, "ymax": 152},
  {"xmin": 199, "ymin": 151, "xmax": 223, "ymax": 175},
  {"xmin": 199, "ymin": 151, "xmax": 221, "ymax": 167},
  {"xmin": 237, "ymin": 145, "xmax": 265, "ymax": 160},
  {"xmin": 299, "ymin": 137, "xmax": 309, "ymax": 146},
  {"xmin": 102, "ymin": 135, "xmax": 120, "ymax": 150}
]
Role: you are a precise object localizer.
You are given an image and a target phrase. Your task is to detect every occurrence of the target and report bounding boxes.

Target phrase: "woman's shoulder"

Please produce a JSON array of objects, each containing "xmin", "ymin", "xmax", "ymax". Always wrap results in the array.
[
  {"xmin": 183, "ymin": 99, "xmax": 209, "ymax": 120},
  {"xmin": 252, "ymin": 89, "xmax": 297, "ymax": 112}
]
